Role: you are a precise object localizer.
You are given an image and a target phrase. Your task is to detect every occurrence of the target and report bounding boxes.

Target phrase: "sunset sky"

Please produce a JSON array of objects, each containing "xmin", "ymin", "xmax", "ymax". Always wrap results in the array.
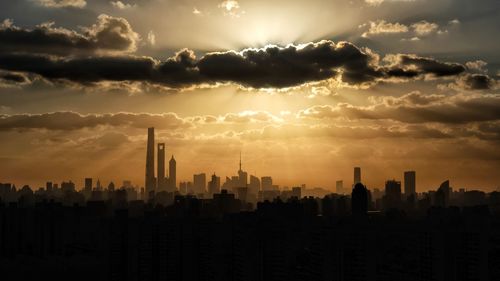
[{"xmin": 0, "ymin": 0, "xmax": 499, "ymax": 191}]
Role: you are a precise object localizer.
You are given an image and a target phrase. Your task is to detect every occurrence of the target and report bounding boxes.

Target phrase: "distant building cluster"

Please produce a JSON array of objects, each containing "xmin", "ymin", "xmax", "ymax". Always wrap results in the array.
[{"xmin": 0, "ymin": 128, "xmax": 498, "ymax": 213}]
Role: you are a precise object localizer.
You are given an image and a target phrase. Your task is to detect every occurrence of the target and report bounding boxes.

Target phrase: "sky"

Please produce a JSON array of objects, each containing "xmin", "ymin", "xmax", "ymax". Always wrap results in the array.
[{"xmin": 0, "ymin": 0, "xmax": 499, "ymax": 192}]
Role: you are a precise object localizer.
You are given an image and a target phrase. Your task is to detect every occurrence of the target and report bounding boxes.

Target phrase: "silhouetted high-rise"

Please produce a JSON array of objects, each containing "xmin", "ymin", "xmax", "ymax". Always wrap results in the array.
[
  {"xmin": 249, "ymin": 175, "xmax": 260, "ymax": 193},
  {"xmin": 145, "ymin": 127, "xmax": 156, "ymax": 195},
  {"xmin": 168, "ymin": 155, "xmax": 176, "ymax": 191},
  {"xmin": 108, "ymin": 181, "xmax": 115, "ymax": 191},
  {"xmin": 84, "ymin": 178, "xmax": 92, "ymax": 192},
  {"xmin": 384, "ymin": 179, "xmax": 402, "ymax": 210},
  {"xmin": 404, "ymin": 171, "xmax": 416, "ymax": 197},
  {"xmin": 351, "ymin": 182, "xmax": 368, "ymax": 216},
  {"xmin": 157, "ymin": 143, "xmax": 166, "ymax": 191},
  {"xmin": 261, "ymin": 176, "xmax": 273, "ymax": 191},
  {"xmin": 208, "ymin": 173, "xmax": 221, "ymax": 196},
  {"xmin": 237, "ymin": 152, "xmax": 248, "ymax": 188},
  {"xmin": 354, "ymin": 167, "xmax": 361, "ymax": 185},
  {"xmin": 435, "ymin": 180, "xmax": 450, "ymax": 207},
  {"xmin": 336, "ymin": 180, "xmax": 344, "ymax": 194},
  {"xmin": 46, "ymin": 181, "xmax": 53, "ymax": 192},
  {"xmin": 193, "ymin": 173, "xmax": 206, "ymax": 195}
]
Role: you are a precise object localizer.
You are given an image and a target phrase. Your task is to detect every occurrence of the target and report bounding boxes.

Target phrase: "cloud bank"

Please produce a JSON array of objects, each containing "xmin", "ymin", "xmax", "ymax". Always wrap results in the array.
[
  {"xmin": 0, "ymin": 20, "xmax": 473, "ymax": 90},
  {"xmin": 0, "ymin": 15, "xmax": 139, "ymax": 56}
]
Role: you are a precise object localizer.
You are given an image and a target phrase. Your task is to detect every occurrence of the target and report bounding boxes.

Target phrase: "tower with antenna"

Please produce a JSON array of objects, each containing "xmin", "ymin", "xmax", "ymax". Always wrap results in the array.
[
  {"xmin": 237, "ymin": 151, "xmax": 247, "ymax": 187},
  {"xmin": 239, "ymin": 151, "xmax": 242, "ymax": 172}
]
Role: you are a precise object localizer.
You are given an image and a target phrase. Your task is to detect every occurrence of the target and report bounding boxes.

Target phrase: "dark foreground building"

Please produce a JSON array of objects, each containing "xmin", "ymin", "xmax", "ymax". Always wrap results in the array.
[{"xmin": 1, "ymin": 194, "xmax": 500, "ymax": 281}]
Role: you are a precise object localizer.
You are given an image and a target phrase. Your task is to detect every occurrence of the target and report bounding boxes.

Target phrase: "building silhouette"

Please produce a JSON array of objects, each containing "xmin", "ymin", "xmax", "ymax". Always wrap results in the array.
[
  {"xmin": 46, "ymin": 181, "xmax": 53, "ymax": 192},
  {"xmin": 237, "ymin": 153, "xmax": 248, "ymax": 188},
  {"xmin": 208, "ymin": 173, "xmax": 221, "ymax": 196},
  {"xmin": 384, "ymin": 179, "xmax": 402, "ymax": 210},
  {"xmin": 404, "ymin": 171, "xmax": 416, "ymax": 197},
  {"xmin": 84, "ymin": 178, "xmax": 92, "ymax": 192},
  {"xmin": 193, "ymin": 173, "xmax": 206, "ymax": 195},
  {"xmin": 157, "ymin": 143, "xmax": 166, "ymax": 191},
  {"xmin": 435, "ymin": 180, "xmax": 451, "ymax": 207},
  {"xmin": 96, "ymin": 179, "xmax": 102, "ymax": 190},
  {"xmin": 249, "ymin": 175, "xmax": 260, "ymax": 194},
  {"xmin": 261, "ymin": 176, "xmax": 273, "ymax": 191},
  {"xmin": 336, "ymin": 180, "xmax": 344, "ymax": 194},
  {"xmin": 168, "ymin": 155, "xmax": 176, "ymax": 191},
  {"xmin": 351, "ymin": 182, "xmax": 368, "ymax": 216},
  {"xmin": 108, "ymin": 181, "xmax": 115, "ymax": 191},
  {"xmin": 354, "ymin": 167, "xmax": 361, "ymax": 185},
  {"xmin": 145, "ymin": 127, "xmax": 156, "ymax": 195}
]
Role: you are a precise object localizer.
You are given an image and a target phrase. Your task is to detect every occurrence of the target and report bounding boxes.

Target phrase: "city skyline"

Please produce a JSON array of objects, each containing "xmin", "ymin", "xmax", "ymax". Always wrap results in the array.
[
  {"xmin": 1, "ymin": 127, "xmax": 496, "ymax": 196},
  {"xmin": 0, "ymin": 0, "xmax": 499, "ymax": 191},
  {"xmin": 1, "ymin": 2, "xmax": 499, "ymax": 281}
]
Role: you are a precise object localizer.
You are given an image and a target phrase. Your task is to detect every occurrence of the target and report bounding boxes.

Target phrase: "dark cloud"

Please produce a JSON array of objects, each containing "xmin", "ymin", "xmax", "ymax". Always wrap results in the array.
[
  {"xmin": 0, "ymin": 71, "xmax": 30, "ymax": 84},
  {"xmin": 1, "ymin": 40, "xmax": 379, "ymax": 88},
  {"xmin": 383, "ymin": 54, "xmax": 466, "ymax": 78},
  {"xmin": 0, "ymin": 14, "xmax": 139, "ymax": 56},
  {"xmin": 0, "ymin": 18, "xmax": 471, "ymax": 90},
  {"xmin": 0, "ymin": 53, "xmax": 157, "ymax": 84},
  {"xmin": 0, "ymin": 111, "xmax": 193, "ymax": 131},
  {"xmin": 456, "ymin": 73, "xmax": 497, "ymax": 90},
  {"xmin": 198, "ymin": 41, "xmax": 382, "ymax": 88},
  {"xmin": 401, "ymin": 55, "xmax": 465, "ymax": 76}
]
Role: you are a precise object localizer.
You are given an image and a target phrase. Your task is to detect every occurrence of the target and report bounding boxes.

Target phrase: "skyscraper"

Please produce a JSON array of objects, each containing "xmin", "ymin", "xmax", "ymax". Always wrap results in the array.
[
  {"xmin": 168, "ymin": 155, "xmax": 176, "ymax": 191},
  {"xmin": 145, "ymin": 127, "xmax": 156, "ymax": 195},
  {"xmin": 237, "ymin": 153, "xmax": 248, "ymax": 188},
  {"xmin": 208, "ymin": 173, "xmax": 221, "ymax": 196},
  {"xmin": 193, "ymin": 173, "xmax": 206, "ymax": 195},
  {"xmin": 46, "ymin": 182, "xmax": 53, "ymax": 192},
  {"xmin": 404, "ymin": 171, "xmax": 416, "ymax": 196},
  {"xmin": 157, "ymin": 143, "xmax": 166, "ymax": 191},
  {"xmin": 354, "ymin": 167, "xmax": 361, "ymax": 185},
  {"xmin": 84, "ymin": 178, "xmax": 92, "ymax": 192},
  {"xmin": 384, "ymin": 180, "xmax": 402, "ymax": 210},
  {"xmin": 108, "ymin": 181, "xmax": 115, "ymax": 191},
  {"xmin": 351, "ymin": 182, "xmax": 368, "ymax": 216},
  {"xmin": 261, "ymin": 176, "xmax": 273, "ymax": 191},
  {"xmin": 336, "ymin": 180, "xmax": 344, "ymax": 194},
  {"xmin": 249, "ymin": 175, "xmax": 260, "ymax": 193},
  {"xmin": 435, "ymin": 180, "xmax": 450, "ymax": 207}
]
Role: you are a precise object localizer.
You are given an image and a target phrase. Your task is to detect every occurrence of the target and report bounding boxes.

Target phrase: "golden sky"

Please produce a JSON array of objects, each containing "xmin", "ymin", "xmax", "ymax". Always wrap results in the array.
[{"xmin": 0, "ymin": 0, "xmax": 499, "ymax": 191}]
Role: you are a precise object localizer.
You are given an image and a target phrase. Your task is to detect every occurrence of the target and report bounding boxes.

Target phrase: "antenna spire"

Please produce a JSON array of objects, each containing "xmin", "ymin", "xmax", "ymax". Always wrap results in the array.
[{"xmin": 239, "ymin": 151, "xmax": 242, "ymax": 171}]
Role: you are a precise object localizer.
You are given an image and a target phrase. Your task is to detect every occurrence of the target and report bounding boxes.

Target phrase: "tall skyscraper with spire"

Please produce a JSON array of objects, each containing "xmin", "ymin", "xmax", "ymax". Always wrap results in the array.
[
  {"xmin": 157, "ymin": 143, "xmax": 166, "ymax": 191},
  {"xmin": 238, "ymin": 152, "xmax": 247, "ymax": 188},
  {"xmin": 145, "ymin": 127, "xmax": 156, "ymax": 195},
  {"xmin": 168, "ymin": 155, "xmax": 176, "ymax": 191}
]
